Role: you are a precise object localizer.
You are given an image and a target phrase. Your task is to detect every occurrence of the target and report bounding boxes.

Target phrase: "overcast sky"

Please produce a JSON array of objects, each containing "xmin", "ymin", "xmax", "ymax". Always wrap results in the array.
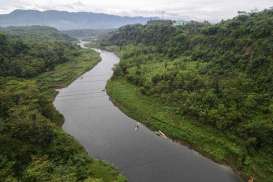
[{"xmin": 0, "ymin": 0, "xmax": 272, "ymax": 21}]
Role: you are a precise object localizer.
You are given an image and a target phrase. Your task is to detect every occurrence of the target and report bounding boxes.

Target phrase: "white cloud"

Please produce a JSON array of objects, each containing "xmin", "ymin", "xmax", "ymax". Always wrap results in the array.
[{"xmin": 0, "ymin": 0, "xmax": 272, "ymax": 21}]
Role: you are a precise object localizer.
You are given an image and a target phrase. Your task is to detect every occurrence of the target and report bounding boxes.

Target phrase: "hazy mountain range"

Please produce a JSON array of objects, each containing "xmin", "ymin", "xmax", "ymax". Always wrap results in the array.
[{"xmin": 0, "ymin": 9, "xmax": 157, "ymax": 30}]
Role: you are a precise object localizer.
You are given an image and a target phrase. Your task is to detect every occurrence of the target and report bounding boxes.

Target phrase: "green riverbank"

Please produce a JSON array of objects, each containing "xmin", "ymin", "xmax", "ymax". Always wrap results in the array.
[
  {"xmin": 107, "ymin": 78, "xmax": 272, "ymax": 182},
  {"xmin": 0, "ymin": 48, "xmax": 126, "ymax": 182}
]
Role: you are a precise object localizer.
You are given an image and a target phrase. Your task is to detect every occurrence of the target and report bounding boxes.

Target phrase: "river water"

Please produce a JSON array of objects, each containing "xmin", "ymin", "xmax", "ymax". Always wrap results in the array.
[{"xmin": 54, "ymin": 44, "xmax": 241, "ymax": 182}]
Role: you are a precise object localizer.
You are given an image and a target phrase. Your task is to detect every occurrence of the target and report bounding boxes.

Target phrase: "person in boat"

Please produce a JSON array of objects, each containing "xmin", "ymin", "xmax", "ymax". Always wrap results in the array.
[{"xmin": 135, "ymin": 123, "xmax": 140, "ymax": 131}]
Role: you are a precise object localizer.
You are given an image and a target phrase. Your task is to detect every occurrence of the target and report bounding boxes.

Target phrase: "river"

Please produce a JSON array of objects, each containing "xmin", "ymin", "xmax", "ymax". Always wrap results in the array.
[{"xmin": 54, "ymin": 42, "xmax": 241, "ymax": 182}]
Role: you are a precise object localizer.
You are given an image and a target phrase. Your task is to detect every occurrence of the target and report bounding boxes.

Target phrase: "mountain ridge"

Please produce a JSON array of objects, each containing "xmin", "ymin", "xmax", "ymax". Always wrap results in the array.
[{"xmin": 0, "ymin": 9, "xmax": 157, "ymax": 30}]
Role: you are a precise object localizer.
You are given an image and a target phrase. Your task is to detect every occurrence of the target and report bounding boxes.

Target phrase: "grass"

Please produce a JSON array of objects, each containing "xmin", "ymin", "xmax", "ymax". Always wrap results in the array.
[
  {"xmin": 0, "ymin": 48, "xmax": 126, "ymax": 182},
  {"xmin": 38, "ymin": 48, "xmax": 127, "ymax": 181},
  {"xmin": 107, "ymin": 78, "xmax": 273, "ymax": 182},
  {"xmin": 37, "ymin": 49, "xmax": 101, "ymax": 89}
]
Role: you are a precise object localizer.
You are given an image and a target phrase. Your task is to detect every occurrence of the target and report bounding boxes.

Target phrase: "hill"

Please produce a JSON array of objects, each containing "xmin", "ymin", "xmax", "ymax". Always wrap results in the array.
[
  {"xmin": 0, "ymin": 26, "xmax": 75, "ymax": 42},
  {"xmin": 0, "ymin": 28, "xmax": 125, "ymax": 181},
  {"xmin": 63, "ymin": 29, "xmax": 113, "ymax": 41},
  {"xmin": 0, "ymin": 9, "xmax": 155, "ymax": 30},
  {"xmin": 105, "ymin": 9, "xmax": 273, "ymax": 181}
]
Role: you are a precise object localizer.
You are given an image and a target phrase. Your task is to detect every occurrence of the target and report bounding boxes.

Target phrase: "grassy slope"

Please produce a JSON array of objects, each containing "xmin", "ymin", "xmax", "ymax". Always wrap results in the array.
[
  {"xmin": 107, "ymin": 78, "xmax": 272, "ymax": 182},
  {"xmin": 37, "ymin": 49, "xmax": 101, "ymax": 94},
  {"xmin": 0, "ymin": 48, "xmax": 126, "ymax": 181}
]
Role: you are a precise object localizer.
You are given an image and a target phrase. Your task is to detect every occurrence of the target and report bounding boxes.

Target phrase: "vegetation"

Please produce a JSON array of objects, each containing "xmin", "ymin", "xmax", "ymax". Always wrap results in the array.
[
  {"xmin": 0, "ymin": 27, "xmax": 77, "ymax": 78},
  {"xmin": 0, "ymin": 26, "xmax": 75, "ymax": 42},
  {"xmin": 105, "ymin": 9, "xmax": 273, "ymax": 181},
  {"xmin": 0, "ymin": 27, "xmax": 126, "ymax": 182},
  {"xmin": 63, "ymin": 29, "xmax": 114, "ymax": 41}
]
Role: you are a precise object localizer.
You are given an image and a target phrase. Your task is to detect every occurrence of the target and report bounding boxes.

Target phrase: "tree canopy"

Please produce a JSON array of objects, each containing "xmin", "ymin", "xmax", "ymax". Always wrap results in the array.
[
  {"xmin": 105, "ymin": 9, "xmax": 273, "ymax": 181},
  {"xmin": 0, "ymin": 27, "xmax": 125, "ymax": 181}
]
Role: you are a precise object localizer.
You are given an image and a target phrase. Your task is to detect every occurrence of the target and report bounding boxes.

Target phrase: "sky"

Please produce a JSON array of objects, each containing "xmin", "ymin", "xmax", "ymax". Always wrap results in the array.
[{"xmin": 0, "ymin": 0, "xmax": 272, "ymax": 22}]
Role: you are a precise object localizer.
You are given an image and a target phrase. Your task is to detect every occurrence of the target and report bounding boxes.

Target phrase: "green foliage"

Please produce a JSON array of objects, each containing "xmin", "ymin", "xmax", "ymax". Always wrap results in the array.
[
  {"xmin": 106, "ymin": 9, "xmax": 273, "ymax": 181},
  {"xmin": 0, "ymin": 26, "xmax": 75, "ymax": 42},
  {"xmin": 63, "ymin": 29, "xmax": 113, "ymax": 41},
  {"xmin": 0, "ymin": 29, "xmax": 125, "ymax": 181},
  {"xmin": 0, "ymin": 31, "xmax": 78, "ymax": 78}
]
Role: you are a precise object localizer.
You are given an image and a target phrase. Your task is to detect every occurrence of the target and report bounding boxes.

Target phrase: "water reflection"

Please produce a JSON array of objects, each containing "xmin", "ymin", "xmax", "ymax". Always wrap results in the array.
[{"xmin": 54, "ymin": 49, "xmax": 241, "ymax": 182}]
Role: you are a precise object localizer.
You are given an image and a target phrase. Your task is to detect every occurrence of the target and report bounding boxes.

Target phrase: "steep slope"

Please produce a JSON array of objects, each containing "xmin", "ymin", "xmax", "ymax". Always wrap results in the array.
[
  {"xmin": 0, "ymin": 29, "xmax": 125, "ymax": 181},
  {"xmin": 0, "ymin": 26, "xmax": 75, "ymax": 42},
  {"xmin": 105, "ymin": 9, "xmax": 273, "ymax": 181}
]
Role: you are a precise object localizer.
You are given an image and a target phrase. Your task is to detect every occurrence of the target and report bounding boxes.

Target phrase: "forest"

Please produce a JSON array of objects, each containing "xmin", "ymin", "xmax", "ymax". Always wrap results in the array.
[
  {"xmin": 0, "ymin": 26, "xmax": 78, "ymax": 77},
  {"xmin": 0, "ymin": 27, "xmax": 125, "ymax": 181},
  {"xmin": 105, "ymin": 9, "xmax": 273, "ymax": 181}
]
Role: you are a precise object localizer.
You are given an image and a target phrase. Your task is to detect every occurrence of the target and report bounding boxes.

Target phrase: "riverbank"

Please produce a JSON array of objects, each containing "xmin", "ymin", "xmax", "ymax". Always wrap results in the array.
[
  {"xmin": 43, "ymin": 48, "xmax": 126, "ymax": 181},
  {"xmin": 107, "ymin": 78, "xmax": 272, "ymax": 182},
  {"xmin": 55, "ymin": 49, "xmax": 244, "ymax": 182},
  {"xmin": 0, "ymin": 48, "xmax": 125, "ymax": 181}
]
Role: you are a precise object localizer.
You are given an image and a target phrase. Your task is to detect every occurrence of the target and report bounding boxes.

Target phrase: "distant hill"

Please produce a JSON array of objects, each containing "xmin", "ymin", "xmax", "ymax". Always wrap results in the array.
[
  {"xmin": 0, "ymin": 26, "xmax": 75, "ymax": 42},
  {"xmin": 63, "ymin": 29, "xmax": 114, "ymax": 40},
  {"xmin": 0, "ymin": 9, "xmax": 156, "ymax": 30}
]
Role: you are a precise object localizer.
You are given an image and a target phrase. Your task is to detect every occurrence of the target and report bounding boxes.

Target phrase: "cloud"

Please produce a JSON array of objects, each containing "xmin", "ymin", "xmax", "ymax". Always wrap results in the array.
[{"xmin": 0, "ymin": 0, "xmax": 272, "ymax": 21}]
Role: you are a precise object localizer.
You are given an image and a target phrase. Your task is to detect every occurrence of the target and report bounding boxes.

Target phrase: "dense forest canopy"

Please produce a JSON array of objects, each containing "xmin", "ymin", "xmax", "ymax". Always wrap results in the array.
[
  {"xmin": 0, "ymin": 27, "xmax": 77, "ymax": 77},
  {"xmin": 0, "ymin": 27, "xmax": 125, "ymax": 181},
  {"xmin": 106, "ymin": 9, "xmax": 273, "ymax": 150},
  {"xmin": 0, "ymin": 26, "xmax": 75, "ymax": 42},
  {"xmin": 105, "ymin": 9, "xmax": 273, "ymax": 181}
]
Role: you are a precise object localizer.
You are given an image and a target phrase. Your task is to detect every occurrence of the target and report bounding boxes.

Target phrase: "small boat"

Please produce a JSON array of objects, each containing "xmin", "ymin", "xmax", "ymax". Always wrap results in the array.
[
  {"xmin": 134, "ymin": 123, "xmax": 140, "ymax": 131},
  {"xmin": 156, "ymin": 130, "xmax": 168, "ymax": 139}
]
